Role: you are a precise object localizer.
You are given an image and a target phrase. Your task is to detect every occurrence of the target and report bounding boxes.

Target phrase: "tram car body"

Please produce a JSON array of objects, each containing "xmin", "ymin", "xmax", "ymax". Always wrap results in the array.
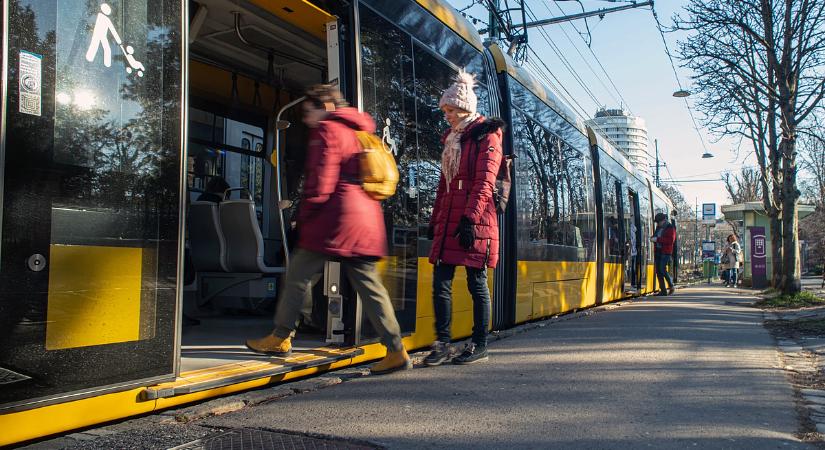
[{"xmin": 0, "ymin": 0, "xmax": 673, "ymax": 444}]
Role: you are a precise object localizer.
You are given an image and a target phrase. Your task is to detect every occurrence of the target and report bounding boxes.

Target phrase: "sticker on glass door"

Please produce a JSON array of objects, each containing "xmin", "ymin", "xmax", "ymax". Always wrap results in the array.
[
  {"xmin": 18, "ymin": 50, "xmax": 42, "ymax": 116},
  {"xmin": 85, "ymin": 3, "xmax": 145, "ymax": 77}
]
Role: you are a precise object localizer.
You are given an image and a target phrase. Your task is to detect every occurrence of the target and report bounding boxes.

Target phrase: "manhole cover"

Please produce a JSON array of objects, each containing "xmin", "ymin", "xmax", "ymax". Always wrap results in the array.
[
  {"xmin": 169, "ymin": 429, "xmax": 380, "ymax": 450},
  {"xmin": 0, "ymin": 367, "xmax": 31, "ymax": 385}
]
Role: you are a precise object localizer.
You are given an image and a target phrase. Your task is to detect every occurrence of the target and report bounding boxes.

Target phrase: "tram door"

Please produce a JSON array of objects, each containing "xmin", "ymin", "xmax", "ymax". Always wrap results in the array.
[
  {"xmin": 0, "ymin": 0, "xmax": 183, "ymax": 410},
  {"xmin": 627, "ymin": 190, "xmax": 643, "ymax": 291},
  {"xmin": 616, "ymin": 182, "xmax": 629, "ymax": 293}
]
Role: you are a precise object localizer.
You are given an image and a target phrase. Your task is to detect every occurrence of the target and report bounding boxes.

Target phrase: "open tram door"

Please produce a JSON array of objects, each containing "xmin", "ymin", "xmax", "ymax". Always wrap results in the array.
[
  {"xmin": 0, "ymin": 0, "xmax": 185, "ymax": 412},
  {"xmin": 626, "ymin": 189, "xmax": 644, "ymax": 293},
  {"xmin": 164, "ymin": 0, "xmax": 382, "ymax": 396}
]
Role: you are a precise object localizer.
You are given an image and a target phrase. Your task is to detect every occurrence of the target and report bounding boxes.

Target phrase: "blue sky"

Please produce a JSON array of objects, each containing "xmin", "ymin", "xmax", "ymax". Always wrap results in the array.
[{"xmin": 450, "ymin": 0, "xmax": 748, "ymax": 216}]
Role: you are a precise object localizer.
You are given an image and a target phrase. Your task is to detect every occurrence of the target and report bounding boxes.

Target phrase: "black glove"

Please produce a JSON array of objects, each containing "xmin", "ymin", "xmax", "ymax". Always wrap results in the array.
[
  {"xmin": 455, "ymin": 216, "xmax": 475, "ymax": 250},
  {"xmin": 427, "ymin": 224, "xmax": 435, "ymax": 240}
]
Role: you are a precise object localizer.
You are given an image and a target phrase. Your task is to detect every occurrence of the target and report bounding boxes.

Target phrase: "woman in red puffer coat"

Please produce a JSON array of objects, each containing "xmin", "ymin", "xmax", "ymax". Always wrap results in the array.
[
  {"xmin": 424, "ymin": 70, "xmax": 504, "ymax": 367},
  {"xmin": 247, "ymin": 84, "xmax": 409, "ymax": 376}
]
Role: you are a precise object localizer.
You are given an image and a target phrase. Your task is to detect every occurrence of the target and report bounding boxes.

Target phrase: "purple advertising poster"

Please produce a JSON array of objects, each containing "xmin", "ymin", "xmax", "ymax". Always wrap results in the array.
[{"xmin": 750, "ymin": 226, "xmax": 767, "ymax": 289}]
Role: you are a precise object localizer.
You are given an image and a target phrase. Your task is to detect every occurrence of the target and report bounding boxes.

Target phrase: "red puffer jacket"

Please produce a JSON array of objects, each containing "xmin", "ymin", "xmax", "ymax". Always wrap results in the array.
[
  {"xmin": 297, "ymin": 108, "xmax": 387, "ymax": 258},
  {"xmin": 429, "ymin": 116, "xmax": 505, "ymax": 269},
  {"xmin": 655, "ymin": 223, "xmax": 676, "ymax": 255}
]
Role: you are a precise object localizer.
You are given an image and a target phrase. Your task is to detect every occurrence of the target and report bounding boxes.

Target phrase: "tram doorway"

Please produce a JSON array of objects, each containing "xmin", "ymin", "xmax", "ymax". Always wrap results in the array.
[
  {"xmin": 626, "ymin": 190, "xmax": 644, "ymax": 293},
  {"xmin": 179, "ymin": 0, "xmax": 350, "ymax": 374}
]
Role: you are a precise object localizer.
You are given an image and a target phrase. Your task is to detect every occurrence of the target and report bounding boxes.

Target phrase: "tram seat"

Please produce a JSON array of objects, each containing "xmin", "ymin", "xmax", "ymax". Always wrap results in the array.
[
  {"xmin": 219, "ymin": 198, "xmax": 284, "ymax": 274},
  {"xmin": 189, "ymin": 201, "xmax": 229, "ymax": 272}
]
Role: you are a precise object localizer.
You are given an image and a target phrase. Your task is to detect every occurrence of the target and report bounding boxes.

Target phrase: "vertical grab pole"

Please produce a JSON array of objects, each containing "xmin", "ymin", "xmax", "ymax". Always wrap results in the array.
[{"xmin": 273, "ymin": 96, "xmax": 306, "ymax": 267}]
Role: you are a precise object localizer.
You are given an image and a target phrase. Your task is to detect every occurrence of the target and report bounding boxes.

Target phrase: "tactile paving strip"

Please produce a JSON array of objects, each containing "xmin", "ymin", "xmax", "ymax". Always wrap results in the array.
[
  {"xmin": 169, "ymin": 428, "xmax": 380, "ymax": 450},
  {"xmin": 0, "ymin": 367, "xmax": 31, "ymax": 385}
]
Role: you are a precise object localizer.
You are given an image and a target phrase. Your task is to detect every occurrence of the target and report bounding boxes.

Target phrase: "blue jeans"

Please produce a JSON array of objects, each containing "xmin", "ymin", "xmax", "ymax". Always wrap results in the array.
[
  {"xmin": 728, "ymin": 268, "xmax": 738, "ymax": 286},
  {"xmin": 433, "ymin": 263, "xmax": 490, "ymax": 347},
  {"xmin": 655, "ymin": 253, "xmax": 674, "ymax": 294}
]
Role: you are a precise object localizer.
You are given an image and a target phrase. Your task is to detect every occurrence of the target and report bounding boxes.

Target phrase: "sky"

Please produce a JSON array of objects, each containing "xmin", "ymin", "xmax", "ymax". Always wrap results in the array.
[{"xmin": 450, "ymin": 0, "xmax": 750, "ymax": 217}]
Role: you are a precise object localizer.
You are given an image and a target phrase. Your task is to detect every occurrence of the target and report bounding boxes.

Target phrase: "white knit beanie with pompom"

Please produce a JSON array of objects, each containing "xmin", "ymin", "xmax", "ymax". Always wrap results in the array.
[{"xmin": 439, "ymin": 70, "xmax": 477, "ymax": 114}]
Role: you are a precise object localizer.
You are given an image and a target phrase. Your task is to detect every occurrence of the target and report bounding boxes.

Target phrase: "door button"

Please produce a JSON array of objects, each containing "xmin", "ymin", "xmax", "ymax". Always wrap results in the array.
[{"xmin": 27, "ymin": 254, "xmax": 47, "ymax": 272}]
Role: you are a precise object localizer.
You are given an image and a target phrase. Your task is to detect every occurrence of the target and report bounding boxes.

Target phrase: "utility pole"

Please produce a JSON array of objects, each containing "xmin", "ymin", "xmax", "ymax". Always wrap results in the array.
[
  {"xmin": 694, "ymin": 197, "xmax": 698, "ymax": 271},
  {"xmin": 488, "ymin": 0, "xmax": 499, "ymax": 40},
  {"xmin": 655, "ymin": 139, "xmax": 660, "ymax": 187}
]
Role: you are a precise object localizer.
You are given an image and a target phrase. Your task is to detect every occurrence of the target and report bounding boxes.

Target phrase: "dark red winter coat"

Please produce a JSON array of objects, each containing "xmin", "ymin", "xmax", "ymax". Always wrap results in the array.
[
  {"xmin": 654, "ymin": 223, "xmax": 676, "ymax": 255},
  {"xmin": 429, "ymin": 116, "xmax": 505, "ymax": 269},
  {"xmin": 297, "ymin": 107, "xmax": 387, "ymax": 258}
]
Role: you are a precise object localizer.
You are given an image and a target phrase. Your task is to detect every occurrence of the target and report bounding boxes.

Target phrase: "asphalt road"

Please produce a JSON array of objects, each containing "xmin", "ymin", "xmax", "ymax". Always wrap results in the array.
[{"xmin": 198, "ymin": 286, "xmax": 810, "ymax": 449}]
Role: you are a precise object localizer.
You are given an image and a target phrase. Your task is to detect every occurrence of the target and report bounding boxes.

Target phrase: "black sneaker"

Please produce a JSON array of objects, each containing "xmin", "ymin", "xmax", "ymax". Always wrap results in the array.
[
  {"xmin": 424, "ymin": 341, "xmax": 451, "ymax": 367},
  {"xmin": 452, "ymin": 343, "xmax": 488, "ymax": 365}
]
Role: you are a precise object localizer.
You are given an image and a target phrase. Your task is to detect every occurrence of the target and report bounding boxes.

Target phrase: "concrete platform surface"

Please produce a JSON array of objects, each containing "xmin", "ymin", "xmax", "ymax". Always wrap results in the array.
[{"xmin": 198, "ymin": 286, "xmax": 811, "ymax": 449}]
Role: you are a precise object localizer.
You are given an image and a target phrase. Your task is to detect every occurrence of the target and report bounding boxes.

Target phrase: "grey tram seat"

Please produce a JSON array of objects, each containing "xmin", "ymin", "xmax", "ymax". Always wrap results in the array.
[
  {"xmin": 189, "ymin": 201, "xmax": 229, "ymax": 272},
  {"xmin": 220, "ymin": 197, "xmax": 284, "ymax": 274}
]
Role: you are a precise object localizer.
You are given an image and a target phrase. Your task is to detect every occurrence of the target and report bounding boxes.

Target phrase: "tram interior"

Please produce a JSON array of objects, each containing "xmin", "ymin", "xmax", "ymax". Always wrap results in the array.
[{"xmin": 181, "ymin": 0, "xmax": 334, "ymax": 372}]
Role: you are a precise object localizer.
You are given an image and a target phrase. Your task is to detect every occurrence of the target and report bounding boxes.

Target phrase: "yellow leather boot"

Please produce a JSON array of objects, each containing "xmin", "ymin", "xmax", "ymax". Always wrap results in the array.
[
  {"xmin": 370, "ymin": 348, "xmax": 412, "ymax": 375},
  {"xmin": 245, "ymin": 333, "xmax": 292, "ymax": 357}
]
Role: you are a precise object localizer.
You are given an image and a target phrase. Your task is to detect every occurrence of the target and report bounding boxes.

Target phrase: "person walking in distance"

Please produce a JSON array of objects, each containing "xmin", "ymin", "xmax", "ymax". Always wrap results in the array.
[
  {"xmin": 723, "ymin": 234, "xmax": 742, "ymax": 288},
  {"xmin": 246, "ymin": 84, "xmax": 410, "ymax": 375},
  {"xmin": 651, "ymin": 212, "xmax": 676, "ymax": 296},
  {"xmin": 424, "ymin": 70, "xmax": 505, "ymax": 366}
]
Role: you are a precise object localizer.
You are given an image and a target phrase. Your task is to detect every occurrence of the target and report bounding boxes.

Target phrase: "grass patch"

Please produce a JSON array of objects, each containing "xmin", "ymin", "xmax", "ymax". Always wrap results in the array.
[{"xmin": 755, "ymin": 291, "xmax": 825, "ymax": 309}]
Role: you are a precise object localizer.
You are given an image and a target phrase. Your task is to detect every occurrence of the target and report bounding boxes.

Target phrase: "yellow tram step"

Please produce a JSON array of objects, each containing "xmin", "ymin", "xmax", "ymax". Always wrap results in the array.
[{"xmin": 141, "ymin": 347, "xmax": 363, "ymax": 400}]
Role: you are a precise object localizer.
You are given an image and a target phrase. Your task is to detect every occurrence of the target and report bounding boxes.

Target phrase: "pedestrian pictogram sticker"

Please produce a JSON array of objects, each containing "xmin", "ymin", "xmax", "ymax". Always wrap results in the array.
[{"xmin": 19, "ymin": 50, "xmax": 42, "ymax": 116}]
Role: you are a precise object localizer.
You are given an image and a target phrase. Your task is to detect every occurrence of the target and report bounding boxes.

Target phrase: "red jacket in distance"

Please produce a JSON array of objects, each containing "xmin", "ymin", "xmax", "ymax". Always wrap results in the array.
[
  {"xmin": 655, "ymin": 223, "xmax": 677, "ymax": 255},
  {"xmin": 297, "ymin": 107, "xmax": 387, "ymax": 258},
  {"xmin": 429, "ymin": 116, "xmax": 505, "ymax": 269}
]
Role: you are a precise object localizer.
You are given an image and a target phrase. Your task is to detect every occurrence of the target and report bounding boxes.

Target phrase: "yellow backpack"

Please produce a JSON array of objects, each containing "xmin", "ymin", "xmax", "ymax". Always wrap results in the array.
[{"xmin": 353, "ymin": 130, "xmax": 399, "ymax": 201}]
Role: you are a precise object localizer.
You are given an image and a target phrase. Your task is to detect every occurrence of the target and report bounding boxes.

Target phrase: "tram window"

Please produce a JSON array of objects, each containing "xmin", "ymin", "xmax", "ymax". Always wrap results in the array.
[
  {"xmin": 513, "ymin": 109, "xmax": 590, "ymax": 251},
  {"xmin": 601, "ymin": 169, "xmax": 623, "ymax": 257},
  {"xmin": 360, "ymin": 6, "xmax": 418, "ymax": 334},
  {"xmin": 187, "ymin": 107, "xmax": 265, "ymax": 211}
]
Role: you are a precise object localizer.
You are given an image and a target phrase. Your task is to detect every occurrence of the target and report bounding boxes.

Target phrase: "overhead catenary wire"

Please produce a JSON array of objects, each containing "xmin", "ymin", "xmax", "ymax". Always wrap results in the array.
[
  {"xmin": 540, "ymin": 0, "xmax": 633, "ymax": 113},
  {"xmin": 650, "ymin": 5, "xmax": 712, "ymax": 156},
  {"xmin": 524, "ymin": 4, "xmax": 605, "ymax": 111}
]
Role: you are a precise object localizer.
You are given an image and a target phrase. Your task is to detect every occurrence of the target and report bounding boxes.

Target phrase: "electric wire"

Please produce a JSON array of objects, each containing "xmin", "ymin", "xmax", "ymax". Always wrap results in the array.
[
  {"xmin": 540, "ymin": 0, "xmax": 632, "ymax": 113},
  {"xmin": 522, "ymin": 49, "xmax": 623, "ymax": 152},
  {"xmin": 524, "ymin": 4, "xmax": 604, "ymax": 111},
  {"xmin": 650, "ymin": 5, "xmax": 712, "ymax": 156}
]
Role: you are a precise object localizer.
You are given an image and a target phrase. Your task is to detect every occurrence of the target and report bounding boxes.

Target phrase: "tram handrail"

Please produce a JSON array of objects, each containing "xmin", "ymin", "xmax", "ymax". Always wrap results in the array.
[{"xmin": 274, "ymin": 96, "xmax": 306, "ymax": 267}]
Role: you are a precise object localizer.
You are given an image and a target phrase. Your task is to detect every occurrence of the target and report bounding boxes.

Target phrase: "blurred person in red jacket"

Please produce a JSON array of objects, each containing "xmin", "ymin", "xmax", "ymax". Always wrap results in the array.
[
  {"xmin": 246, "ymin": 84, "xmax": 409, "ymax": 375},
  {"xmin": 423, "ymin": 70, "xmax": 505, "ymax": 367},
  {"xmin": 651, "ymin": 212, "xmax": 676, "ymax": 296}
]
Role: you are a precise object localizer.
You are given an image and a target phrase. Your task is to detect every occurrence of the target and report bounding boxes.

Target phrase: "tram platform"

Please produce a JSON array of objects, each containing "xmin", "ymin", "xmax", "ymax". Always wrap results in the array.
[{"xmin": 22, "ymin": 285, "xmax": 818, "ymax": 449}]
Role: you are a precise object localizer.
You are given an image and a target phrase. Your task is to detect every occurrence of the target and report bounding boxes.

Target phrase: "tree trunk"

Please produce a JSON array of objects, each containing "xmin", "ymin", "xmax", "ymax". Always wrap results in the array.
[
  {"xmin": 770, "ymin": 215, "xmax": 783, "ymax": 288},
  {"xmin": 780, "ymin": 138, "xmax": 801, "ymax": 294}
]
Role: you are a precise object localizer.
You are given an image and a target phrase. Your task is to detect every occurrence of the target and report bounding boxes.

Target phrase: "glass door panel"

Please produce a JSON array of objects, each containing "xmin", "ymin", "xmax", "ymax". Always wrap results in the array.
[{"xmin": 0, "ymin": 0, "xmax": 183, "ymax": 409}]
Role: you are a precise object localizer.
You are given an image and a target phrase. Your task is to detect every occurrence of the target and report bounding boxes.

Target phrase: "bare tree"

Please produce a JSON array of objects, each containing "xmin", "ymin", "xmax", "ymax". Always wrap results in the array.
[
  {"xmin": 722, "ymin": 167, "xmax": 763, "ymax": 204},
  {"xmin": 676, "ymin": 0, "xmax": 825, "ymax": 294}
]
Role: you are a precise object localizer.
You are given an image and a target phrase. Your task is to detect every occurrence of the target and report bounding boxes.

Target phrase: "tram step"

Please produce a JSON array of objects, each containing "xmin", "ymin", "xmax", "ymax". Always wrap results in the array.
[{"xmin": 141, "ymin": 347, "xmax": 363, "ymax": 400}]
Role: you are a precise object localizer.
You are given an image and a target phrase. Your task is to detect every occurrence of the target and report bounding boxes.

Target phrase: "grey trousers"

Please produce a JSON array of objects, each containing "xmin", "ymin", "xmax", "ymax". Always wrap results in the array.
[{"xmin": 273, "ymin": 248, "xmax": 404, "ymax": 352}]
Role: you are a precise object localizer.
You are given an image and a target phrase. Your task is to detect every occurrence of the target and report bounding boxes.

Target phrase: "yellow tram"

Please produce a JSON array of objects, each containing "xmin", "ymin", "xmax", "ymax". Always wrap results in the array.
[{"xmin": 0, "ymin": 0, "xmax": 673, "ymax": 445}]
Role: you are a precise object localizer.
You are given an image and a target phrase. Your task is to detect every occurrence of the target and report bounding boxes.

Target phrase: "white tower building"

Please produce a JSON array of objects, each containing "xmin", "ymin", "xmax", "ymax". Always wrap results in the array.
[{"xmin": 586, "ymin": 109, "xmax": 652, "ymax": 177}]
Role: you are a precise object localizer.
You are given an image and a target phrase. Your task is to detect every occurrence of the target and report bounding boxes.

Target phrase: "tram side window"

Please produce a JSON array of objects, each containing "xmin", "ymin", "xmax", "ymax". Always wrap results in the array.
[
  {"xmin": 601, "ymin": 169, "xmax": 622, "ymax": 257},
  {"xmin": 187, "ymin": 107, "xmax": 265, "ymax": 213},
  {"xmin": 640, "ymin": 194, "xmax": 653, "ymax": 262},
  {"xmin": 412, "ymin": 45, "xmax": 491, "ymax": 230},
  {"xmin": 513, "ymin": 109, "xmax": 589, "ymax": 251}
]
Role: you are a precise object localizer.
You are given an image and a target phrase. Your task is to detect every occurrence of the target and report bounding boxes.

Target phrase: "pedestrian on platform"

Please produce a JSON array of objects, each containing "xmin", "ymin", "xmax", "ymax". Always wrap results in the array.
[
  {"xmin": 723, "ymin": 234, "xmax": 741, "ymax": 288},
  {"xmin": 245, "ymin": 84, "xmax": 410, "ymax": 375},
  {"xmin": 424, "ymin": 70, "xmax": 505, "ymax": 366},
  {"xmin": 720, "ymin": 247, "xmax": 731, "ymax": 286},
  {"xmin": 651, "ymin": 212, "xmax": 676, "ymax": 296}
]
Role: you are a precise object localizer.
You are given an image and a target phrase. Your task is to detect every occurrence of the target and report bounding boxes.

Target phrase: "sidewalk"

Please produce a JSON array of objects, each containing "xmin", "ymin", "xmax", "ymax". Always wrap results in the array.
[
  {"xmin": 22, "ymin": 286, "xmax": 813, "ymax": 449},
  {"xmin": 200, "ymin": 286, "xmax": 810, "ymax": 449}
]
